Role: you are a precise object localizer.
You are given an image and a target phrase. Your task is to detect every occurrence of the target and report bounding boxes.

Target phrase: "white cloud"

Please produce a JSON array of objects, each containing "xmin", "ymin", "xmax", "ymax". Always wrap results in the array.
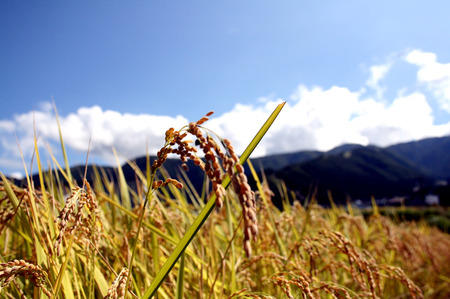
[
  {"xmin": 0, "ymin": 106, "xmax": 189, "ymax": 170},
  {"xmin": 366, "ymin": 62, "xmax": 392, "ymax": 100},
  {"xmin": 207, "ymin": 83, "xmax": 449, "ymax": 159},
  {"xmin": 0, "ymin": 120, "xmax": 15, "ymax": 132},
  {"xmin": 1, "ymin": 49, "xmax": 450, "ymax": 177},
  {"xmin": 207, "ymin": 51, "xmax": 450, "ymax": 155},
  {"xmin": 7, "ymin": 171, "xmax": 24, "ymax": 180},
  {"xmin": 207, "ymin": 101, "xmax": 281, "ymax": 157},
  {"xmin": 353, "ymin": 93, "xmax": 449, "ymax": 146},
  {"xmin": 406, "ymin": 49, "xmax": 450, "ymax": 112}
]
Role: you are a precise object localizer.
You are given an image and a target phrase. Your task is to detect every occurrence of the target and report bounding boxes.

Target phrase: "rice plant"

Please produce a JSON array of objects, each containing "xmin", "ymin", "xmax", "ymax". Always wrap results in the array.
[{"xmin": 0, "ymin": 102, "xmax": 449, "ymax": 298}]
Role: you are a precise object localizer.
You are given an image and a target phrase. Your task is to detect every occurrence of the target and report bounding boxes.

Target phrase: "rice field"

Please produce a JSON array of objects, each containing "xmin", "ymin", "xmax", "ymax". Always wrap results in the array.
[{"xmin": 0, "ymin": 104, "xmax": 449, "ymax": 298}]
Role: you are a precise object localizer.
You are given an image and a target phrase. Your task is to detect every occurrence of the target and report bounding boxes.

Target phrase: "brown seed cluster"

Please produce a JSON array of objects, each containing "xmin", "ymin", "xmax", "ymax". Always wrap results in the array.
[
  {"xmin": 105, "ymin": 267, "xmax": 129, "ymax": 299},
  {"xmin": 320, "ymin": 231, "xmax": 380, "ymax": 297},
  {"xmin": 248, "ymin": 219, "xmax": 425, "ymax": 299},
  {"xmin": 312, "ymin": 230, "xmax": 423, "ymax": 299},
  {"xmin": 150, "ymin": 111, "xmax": 258, "ymax": 256},
  {"xmin": 225, "ymin": 146, "xmax": 258, "ymax": 257},
  {"xmin": 271, "ymin": 271, "xmax": 354, "ymax": 299},
  {"xmin": 0, "ymin": 181, "xmax": 61, "ymax": 235},
  {"xmin": 0, "ymin": 259, "xmax": 52, "ymax": 297},
  {"xmin": 380, "ymin": 265, "xmax": 423, "ymax": 299},
  {"xmin": 152, "ymin": 178, "xmax": 183, "ymax": 190},
  {"xmin": 0, "ymin": 195, "xmax": 17, "ymax": 234},
  {"xmin": 54, "ymin": 180, "xmax": 100, "ymax": 256}
]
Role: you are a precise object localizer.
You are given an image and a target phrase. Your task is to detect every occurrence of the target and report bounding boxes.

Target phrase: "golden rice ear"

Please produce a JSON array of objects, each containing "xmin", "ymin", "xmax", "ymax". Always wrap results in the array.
[
  {"xmin": 0, "ymin": 259, "xmax": 52, "ymax": 297},
  {"xmin": 195, "ymin": 111, "xmax": 214, "ymax": 125},
  {"xmin": 105, "ymin": 268, "xmax": 129, "ymax": 299},
  {"xmin": 54, "ymin": 186, "xmax": 83, "ymax": 256},
  {"xmin": 152, "ymin": 180, "xmax": 164, "ymax": 189},
  {"xmin": 165, "ymin": 127, "xmax": 175, "ymax": 141},
  {"xmin": 162, "ymin": 178, "xmax": 183, "ymax": 189},
  {"xmin": 150, "ymin": 110, "xmax": 260, "ymax": 258},
  {"xmin": 243, "ymin": 240, "xmax": 252, "ymax": 258},
  {"xmin": 195, "ymin": 116, "xmax": 209, "ymax": 125}
]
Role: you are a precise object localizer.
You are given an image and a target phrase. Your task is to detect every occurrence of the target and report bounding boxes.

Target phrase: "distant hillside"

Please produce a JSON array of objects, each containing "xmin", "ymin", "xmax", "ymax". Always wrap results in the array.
[
  {"xmin": 251, "ymin": 136, "xmax": 450, "ymax": 181},
  {"xmin": 248, "ymin": 150, "xmax": 322, "ymax": 171},
  {"xmin": 268, "ymin": 146, "xmax": 430, "ymax": 205},
  {"xmin": 386, "ymin": 136, "xmax": 450, "ymax": 180},
  {"xmin": 13, "ymin": 136, "xmax": 450, "ymax": 207}
]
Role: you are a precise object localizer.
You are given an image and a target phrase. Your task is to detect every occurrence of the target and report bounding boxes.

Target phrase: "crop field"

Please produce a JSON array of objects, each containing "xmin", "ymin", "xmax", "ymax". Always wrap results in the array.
[{"xmin": 0, "ymin": 105, "xmax": 449, "ymax": 298}]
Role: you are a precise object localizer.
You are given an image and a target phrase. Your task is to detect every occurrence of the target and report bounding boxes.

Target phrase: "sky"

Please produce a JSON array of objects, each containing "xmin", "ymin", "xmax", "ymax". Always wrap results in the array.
[{"xmin": 1, "ymin": 1, "xmax": 450, "ymax": 178}]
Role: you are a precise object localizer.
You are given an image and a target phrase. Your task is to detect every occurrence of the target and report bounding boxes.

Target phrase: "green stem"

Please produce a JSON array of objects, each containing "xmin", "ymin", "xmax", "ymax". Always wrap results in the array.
[
  {"xmin": 142, "ymin": 101, "xmax": 286, "ymax": 299},
  {"xmin": 125, "ymin": 171, "xmax": 156, "ymax": 296}
]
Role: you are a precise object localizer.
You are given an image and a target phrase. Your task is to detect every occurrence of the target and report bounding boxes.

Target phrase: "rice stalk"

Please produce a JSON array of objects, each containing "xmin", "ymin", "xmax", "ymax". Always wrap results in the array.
[
  {"xmin": 142, "ymin": 102, "xmax": 286, "ymax": 298},
  {"xmin": 1, "ymin": 102, "xmax": 449, "ymax": 298}
]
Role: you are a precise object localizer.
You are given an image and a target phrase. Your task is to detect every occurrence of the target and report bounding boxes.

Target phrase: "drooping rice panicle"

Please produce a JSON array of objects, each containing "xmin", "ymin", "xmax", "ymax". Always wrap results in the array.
[
  {"xmin": 105, "ymin": 267, "xmax": 130, "ymax": 299},
  {"xmin": 0, "ymin": 259, "xmax": 52, "ymax": 297}
]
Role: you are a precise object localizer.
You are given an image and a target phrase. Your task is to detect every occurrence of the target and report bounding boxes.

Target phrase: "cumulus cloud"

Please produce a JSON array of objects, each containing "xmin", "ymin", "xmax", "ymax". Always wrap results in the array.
[
  {"xmin": 406, "ymin": 49, "xmax": 450, "ymax": 112},
  {"xmin": 210, "ymin": 83, "xmax": 450, "ymax": 157},
  {"xmin": 0, "ymin": 106, "xmax": 188, "ymax": 171},
  {"xmin": 1, "ymin": 49, "xmax": 450, "ymax": 177},
  {"xmin": 53, "ymin": 106, "xmax": 188, "ymax": 160},
  {"xmin": 366, "ymin": 62, "xmax": 392, "ymax": 100}
]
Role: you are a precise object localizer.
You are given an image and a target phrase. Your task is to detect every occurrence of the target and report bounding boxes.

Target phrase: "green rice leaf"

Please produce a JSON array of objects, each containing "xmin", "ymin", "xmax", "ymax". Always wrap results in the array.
[{"xmin": 142, "ymin": 101, "xmax": 286, "ymax": 299}]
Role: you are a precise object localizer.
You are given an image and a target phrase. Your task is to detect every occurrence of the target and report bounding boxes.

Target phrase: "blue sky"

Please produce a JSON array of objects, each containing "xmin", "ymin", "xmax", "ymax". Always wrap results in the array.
[{"xmin": 1, "ymin": 1, "xmax": 450, "ymax": 178}]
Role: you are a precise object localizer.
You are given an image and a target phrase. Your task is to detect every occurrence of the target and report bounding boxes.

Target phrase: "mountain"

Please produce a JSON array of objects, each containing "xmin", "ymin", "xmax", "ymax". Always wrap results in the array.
[
  {"xmin": 11, "ymin": 136, "xmax": 450, "ymax": 207},
  {"xmin": 247, "ymin": 150, "xmax": 322, "ymax": 172},
  {"xmin": 324, "ymin": 143, "xmax": 365, "ymax": 156},
  {"xmin": 386, "ymin": 136, "xmax": 450, "ymax": 180},
  {"xmin": 267, "ymin": 145, "xmax": 430, "ymax": 206}
]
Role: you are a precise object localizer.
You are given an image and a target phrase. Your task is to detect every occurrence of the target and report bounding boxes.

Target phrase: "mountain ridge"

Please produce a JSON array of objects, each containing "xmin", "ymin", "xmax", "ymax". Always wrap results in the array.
[{"xmin": 11, "ymin": 135, "xmax": 450, "ymax": 206}]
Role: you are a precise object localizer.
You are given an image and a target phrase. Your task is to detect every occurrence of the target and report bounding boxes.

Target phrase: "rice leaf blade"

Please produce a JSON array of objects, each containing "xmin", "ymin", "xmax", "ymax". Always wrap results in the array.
[{"xmin": 142, "ymin": 101, "xmax": 286, "ymax": 299}]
